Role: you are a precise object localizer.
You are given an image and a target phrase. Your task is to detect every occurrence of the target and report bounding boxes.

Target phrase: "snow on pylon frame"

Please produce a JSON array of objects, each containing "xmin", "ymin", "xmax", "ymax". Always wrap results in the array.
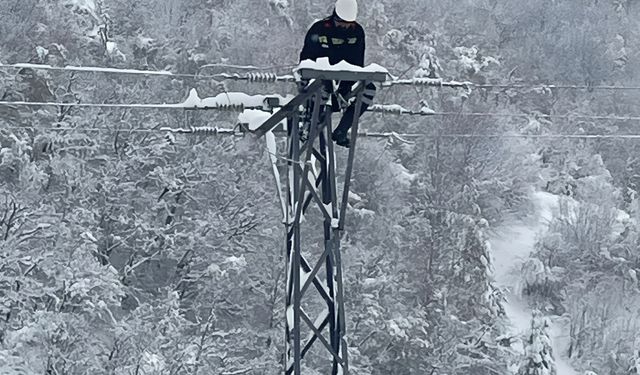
[{"xmin": 253, "ymin": 68, "xmax": 386, "ymax": 375}]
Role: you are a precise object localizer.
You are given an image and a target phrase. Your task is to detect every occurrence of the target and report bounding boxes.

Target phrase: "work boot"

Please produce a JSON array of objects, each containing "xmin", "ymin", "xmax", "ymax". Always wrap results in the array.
[{"xmin": 331, "ymin": 132, "xmax": 350, "ymax": 148}]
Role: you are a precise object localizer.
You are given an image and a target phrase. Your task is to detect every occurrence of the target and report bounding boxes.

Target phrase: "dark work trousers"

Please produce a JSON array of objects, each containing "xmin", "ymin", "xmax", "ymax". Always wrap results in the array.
[{"xmin": 333, "ymin": 82, "xmax": 376, "ymax": 137}]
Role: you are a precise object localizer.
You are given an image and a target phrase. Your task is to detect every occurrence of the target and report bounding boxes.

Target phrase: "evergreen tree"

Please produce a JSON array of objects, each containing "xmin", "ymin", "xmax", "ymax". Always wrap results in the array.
[{"xmin": 519, "ymin": 311, "xmax": 557, "ymax": 375}]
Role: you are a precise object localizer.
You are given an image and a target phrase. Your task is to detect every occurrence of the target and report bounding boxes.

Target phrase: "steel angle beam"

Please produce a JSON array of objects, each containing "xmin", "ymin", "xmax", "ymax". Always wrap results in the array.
[
  {"xmin": 298, "ymin": 68, "xmax": 387, "ymax": 83},
  {"xmin": 254, "ymin": 80, "xmax": 325, "ymax": 137}
]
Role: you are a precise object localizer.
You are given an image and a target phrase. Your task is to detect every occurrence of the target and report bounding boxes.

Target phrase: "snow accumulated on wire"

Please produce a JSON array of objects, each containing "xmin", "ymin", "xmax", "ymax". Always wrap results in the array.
[
  {"xmin": 4, "ymin": 98, "xmax": 640, "ymax": 124},
  {"xmin": 180, "ymin": 89, "xmax": 293, "ymax": 111},
  {"xmin": 0, "ymin": 89, "xmax": 294, "ymax": 112},
  {"xmin": 369, "ymin": 104, "xmax": 436, "ymax": 115},
  {"xmin": 0, "ymin": 63, "xmax": 297, "ymax": 83},
  {"xmin": 3, "ymin": 63, "xmax": 175, "ymax": 76},
  {"xmin": 3, "ymin": 61, "xmax": 640, "ymax": 91}
]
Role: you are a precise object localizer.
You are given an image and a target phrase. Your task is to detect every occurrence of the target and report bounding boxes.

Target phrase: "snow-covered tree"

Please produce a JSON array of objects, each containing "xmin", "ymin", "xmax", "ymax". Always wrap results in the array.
[{"xmin": 519, "ymin": 311, "xmax": 557, "ymax": 375}]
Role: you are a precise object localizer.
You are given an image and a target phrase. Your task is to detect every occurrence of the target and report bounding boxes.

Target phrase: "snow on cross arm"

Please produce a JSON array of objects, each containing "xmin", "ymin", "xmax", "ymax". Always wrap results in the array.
[{"xmin": 296, "ymin": 57, "xmax": 388, "ymax": 74}]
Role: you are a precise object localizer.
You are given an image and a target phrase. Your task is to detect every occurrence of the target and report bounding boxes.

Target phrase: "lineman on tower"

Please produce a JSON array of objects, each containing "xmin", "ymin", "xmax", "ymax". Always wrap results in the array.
[{"xmin": 299, "ymin": 0, "xmax": 376, "ymax": 148}]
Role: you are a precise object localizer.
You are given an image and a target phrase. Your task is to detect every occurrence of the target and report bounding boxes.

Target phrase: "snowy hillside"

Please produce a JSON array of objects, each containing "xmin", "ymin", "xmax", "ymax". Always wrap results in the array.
[{"xmin": 2, "ymin": 1, "xmax": 640, "ymax": 374}]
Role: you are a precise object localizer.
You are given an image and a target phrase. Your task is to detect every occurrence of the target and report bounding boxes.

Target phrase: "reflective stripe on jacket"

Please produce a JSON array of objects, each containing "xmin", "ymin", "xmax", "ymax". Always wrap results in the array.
[{"xmin": 299, "ymin": 14, "xmax": 366, "ymax": 67}]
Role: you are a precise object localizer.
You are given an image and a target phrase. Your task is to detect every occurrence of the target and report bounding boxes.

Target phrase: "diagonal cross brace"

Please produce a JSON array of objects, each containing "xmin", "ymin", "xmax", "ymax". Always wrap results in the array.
[{"xmin": 254, "ymin": 79, "xmax": 325, "ymax": 138}]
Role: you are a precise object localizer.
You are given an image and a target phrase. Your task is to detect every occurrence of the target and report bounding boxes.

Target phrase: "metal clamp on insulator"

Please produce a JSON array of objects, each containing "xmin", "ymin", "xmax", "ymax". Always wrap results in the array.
[{"xmin": 263, "ymin": 96, "xmax": 281, "ymax": 110}]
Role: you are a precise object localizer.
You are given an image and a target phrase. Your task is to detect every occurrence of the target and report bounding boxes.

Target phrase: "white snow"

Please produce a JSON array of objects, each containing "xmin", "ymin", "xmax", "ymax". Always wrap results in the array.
[
  {"xmin": 82, "ymin": 231, "xmax": 98, "ymax": 243},
  {"xmin": 309, "ymin": 154, "xmax": 320, "ymax": 183},
  {"xmin": 63, "ymin": 65, "xmax": 167, "ymax": 75},
  {"xmin": 288, "ymin": 168, "xmax": 295, "ymax": 221},
  {"xmin": 105, "ymin": 41, "xmax": 116, "ymax": 54},
  {"xmin": 286, "ymin": 305, "xmax": 294, "ymax": 328},
  {"xmin": 268, "ymin": 0, "xmax": 288, "ymax": 9},
  {"xmin": 353, "ymin": 207, "xmax": 374, "ymax": 218},
  {"xmin": 300, "ymin": 269, "xmax": 311, "ymax": 288},
  {"xmin": 489, "ymin": 191, "xmax": 578, "ymax": 375},
  {"xmin": 141, "ymin": 351, "xmax": 166, "ymax": 374},
  {"xmin": 322, "ymin": 203, "xmax": 333, "ymax": 215},
  {"xmin": 12, "ymin": 63, "xmax": 174, "ymax": 76},
  {"xmin": 420, "ymin": 105, "xmax": 436, "ymax": 115},
  {"xmin": 612, "ymin": 208, "xmax": 631, "ymax": 238},
  {"xmin": 307, "ymin": 166, "xmax": 319, "ymax": 188},
  {"xmin": 207, "ymin": 263, "xmax": 223, "ymax": 276},
  {"xmin": 181, "ymin": 89, "xmax": 202, "ymax": 107},
  {"xmin": 348, "ymin": 191, "xmax": 362, "ymax": 202},
  {"xmin": 105, "ymin": 42, "xmax": 126, "ymax": 61},
  {"xmin": 384, "ymin": 77, "xmax": 472, "ymax": 88},
  {"xmin": 223, "ymin": 255, "xmax": 247, "ymax": 269},
  {"xmin": 239, "ymin": 109, "xmax": 284, "ymax": 131},
  {"xmin": 297, "ymin": 57, "xmax": 388, "ymax": 74},
  {"xmin": 136, "ymin": 36, "xmax": 155, "ymax": 50},
  {"xmin": 265, "ymin": 131, "xmax": 287, "ymax": 222},
  {"xmin": 65, "ymin": 0, "xmax": 99, "ymax": 20},
  {"xmin": 390, "ymin": 162, "xmax": 417, "ymax": 186},
  {"xmin": 368, "ymin": 104, "xmax": 435, "ymax": 116},
  {"xmin": 182, "ymin": 88, "xmax": 292, "ymax": 110},
  {"xmin": 331, "ymin": 218, "xmax": 340, "ymax": 228},
  {"xmin": 453, "ymin": 46, "xmax": 500, "ymax": 73},
  {"xmin": 369, "ymin": 104, "xmax": 409, "ymax": 114},
  {"xmin": 36, "ymin": 46, "xmax": 49, "ymax": 61}
]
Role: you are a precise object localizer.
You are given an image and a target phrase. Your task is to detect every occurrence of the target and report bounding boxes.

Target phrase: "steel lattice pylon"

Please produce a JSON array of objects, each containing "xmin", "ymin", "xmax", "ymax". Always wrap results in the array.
[{"xmin": 254, "ymin": 69, "xmax": 386, "ymax": 375}]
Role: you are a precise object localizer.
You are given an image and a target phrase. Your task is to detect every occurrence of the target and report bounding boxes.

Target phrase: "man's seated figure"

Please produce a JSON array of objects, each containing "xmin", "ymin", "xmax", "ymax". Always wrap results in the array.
[{"xmin": 298, "ymin": 0, "xmax": 376, "ymax": 148}]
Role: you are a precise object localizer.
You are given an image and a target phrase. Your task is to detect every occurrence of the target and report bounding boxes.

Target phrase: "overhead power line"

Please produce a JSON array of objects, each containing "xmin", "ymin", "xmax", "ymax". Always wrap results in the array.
[
  {"xmin": 359, "ymin": 132, "xmax": 640, "ymax": 140},
  {"xmin": 198, "ymin": 63, "xmax": 298, "ymax": 71},
  {"xmin": 1, "ymin": 63, "xmax": 174, "ymax": 76},
  {"xmin": 473, "ymin": 83, "xmax": 640, "ymax": 91},
  {"xmin": 0, "ymin": 100, "xmax": 272, "ymax": 111},
  {"xmin": 3, "ymin": 124, "xmax": 640, "ymax": 140},
  {"xmin": 437, "ymin": 111, "xmax": 640, "ymax": 122},
  {"xmin": 0, "ymin": 100, "xmax": 187, "ymax": 110},
  {"xmin": 1, "ymin": 124, "xmax": 156, "ymax": 133},
  {"xmin": 368, "ymin": 105, "xmax": 640, "ymax": 122},
  {"xmin": 0, "ymin": 63, "xmax": 640, "ymax": 91},
  {"xmin": 3, "ymin": 63, "xmax": 640, "ymax": 91},
  {"xmin": 0, "ymin": 63, "xmax": 296, "ymax": 83},
  {"xmin": 3, "ymin": 99, "xmax": 640, "ymax": 123}
]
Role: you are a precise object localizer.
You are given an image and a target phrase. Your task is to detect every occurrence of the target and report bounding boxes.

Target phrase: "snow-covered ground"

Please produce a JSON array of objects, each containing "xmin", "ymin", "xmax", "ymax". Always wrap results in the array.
[{"xmin": 489, "ymin": 191, "xmax": 578, "ymax": 375}]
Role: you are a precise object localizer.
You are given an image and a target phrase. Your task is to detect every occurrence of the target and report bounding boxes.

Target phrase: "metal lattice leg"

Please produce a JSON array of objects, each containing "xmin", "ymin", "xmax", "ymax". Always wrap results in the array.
[{"xmin": 278, "ymin": 81, "xmax": 372, "ymax": 375}]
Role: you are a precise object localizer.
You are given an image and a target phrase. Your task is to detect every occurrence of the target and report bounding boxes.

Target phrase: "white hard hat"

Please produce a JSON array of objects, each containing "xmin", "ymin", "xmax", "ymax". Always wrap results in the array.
[{"xmin": 335, "ymin": 0, "xmax": 358, "ymax": 22}]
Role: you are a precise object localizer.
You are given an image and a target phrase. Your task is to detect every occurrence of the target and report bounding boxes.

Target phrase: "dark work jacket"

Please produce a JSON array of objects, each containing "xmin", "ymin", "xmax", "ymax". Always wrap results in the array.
[{"xmin": 299, "ymin": 14, "xmax": 366, "ymax": 68}]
